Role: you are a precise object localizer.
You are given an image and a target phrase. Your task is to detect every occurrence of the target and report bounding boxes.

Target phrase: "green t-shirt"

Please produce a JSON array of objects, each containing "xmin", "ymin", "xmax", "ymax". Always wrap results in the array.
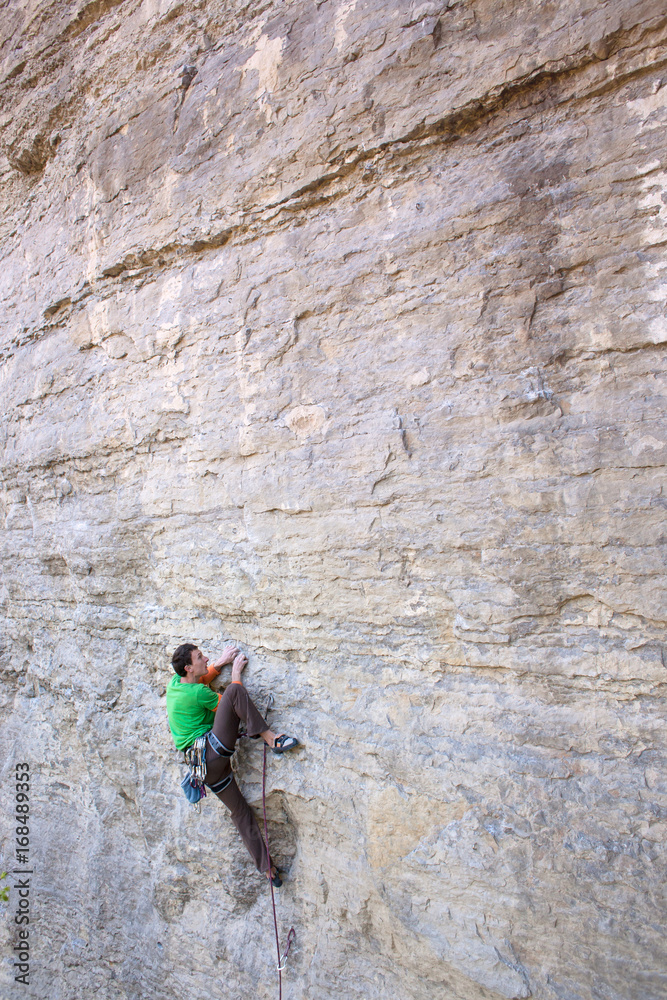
[{"xmin": 166, "ymin": 674, "xmax": 219, "ymax": 750}]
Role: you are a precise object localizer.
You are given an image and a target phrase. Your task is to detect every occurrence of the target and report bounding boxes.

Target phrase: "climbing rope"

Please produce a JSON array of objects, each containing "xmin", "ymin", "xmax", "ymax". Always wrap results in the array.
[{"xmin": 261, "ymin": 697, "xmax": 296, "ymax": 999}]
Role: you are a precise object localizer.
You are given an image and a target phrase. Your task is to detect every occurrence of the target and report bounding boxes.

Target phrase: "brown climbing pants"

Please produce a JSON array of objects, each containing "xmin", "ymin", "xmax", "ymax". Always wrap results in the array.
[{"xmin": 204, "ymin": 684, "xmax": 270, "ymax": 873}]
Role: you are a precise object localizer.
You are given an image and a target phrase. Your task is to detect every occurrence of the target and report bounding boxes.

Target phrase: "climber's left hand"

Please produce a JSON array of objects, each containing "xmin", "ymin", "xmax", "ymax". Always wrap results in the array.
[{"xmin": 211, "ymin": 645, "xmax": 240, "ymax": 669}]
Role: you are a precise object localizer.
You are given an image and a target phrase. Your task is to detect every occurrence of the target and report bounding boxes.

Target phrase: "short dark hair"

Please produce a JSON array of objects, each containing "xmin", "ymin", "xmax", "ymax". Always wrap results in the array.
[{"xmin": 172, "ymin": 643, "xmax": 197, "ymax": 676}]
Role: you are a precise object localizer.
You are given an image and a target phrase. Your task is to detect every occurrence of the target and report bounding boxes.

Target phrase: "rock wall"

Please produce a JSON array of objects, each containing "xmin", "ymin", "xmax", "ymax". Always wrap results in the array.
[{"xmin": 1, "ymin": 2, "xmax": 666, "ymax": 998}]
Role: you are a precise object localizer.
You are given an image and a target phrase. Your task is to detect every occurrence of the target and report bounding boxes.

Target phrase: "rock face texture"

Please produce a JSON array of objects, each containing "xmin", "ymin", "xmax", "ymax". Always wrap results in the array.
[{"xmin": 1, "ymin": 2, "xmax": 666, "ymax": 998}]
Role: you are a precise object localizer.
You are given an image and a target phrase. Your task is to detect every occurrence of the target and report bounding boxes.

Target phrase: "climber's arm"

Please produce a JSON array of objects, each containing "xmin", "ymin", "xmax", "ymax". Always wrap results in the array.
[
  {"xmin": 197, "ymin": 645, "xmax": 240, "ymax": 687},
  {"xmin": 198, "ymin": 664, "xmax": 222, "ymax": 687}
]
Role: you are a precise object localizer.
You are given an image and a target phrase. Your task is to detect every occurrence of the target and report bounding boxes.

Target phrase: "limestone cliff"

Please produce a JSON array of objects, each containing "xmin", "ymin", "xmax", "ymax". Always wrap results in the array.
[{"xmin": 0, "ymin": 2, "xmax": 666, "ymax": 998}]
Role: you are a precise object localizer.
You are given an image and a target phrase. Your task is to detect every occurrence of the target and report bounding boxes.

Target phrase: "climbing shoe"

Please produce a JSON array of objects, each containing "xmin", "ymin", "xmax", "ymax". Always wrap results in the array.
[
  {"xmin": 267, "ymin": 866, "xmax": 283, "ymax": 887},
  {"xmin": 272, "ymin": 735, "xmax": 300, "ymax": 755}
]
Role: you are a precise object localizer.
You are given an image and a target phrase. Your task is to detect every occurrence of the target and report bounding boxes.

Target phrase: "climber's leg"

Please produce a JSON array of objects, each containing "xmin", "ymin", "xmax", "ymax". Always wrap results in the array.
[
  {"xmin": 210, "ymin": 683, "xmax": 269, "ymax": 751},
  {"xmin": 214, "ymin": 774, "xmax": 270, "ymax": 873}
]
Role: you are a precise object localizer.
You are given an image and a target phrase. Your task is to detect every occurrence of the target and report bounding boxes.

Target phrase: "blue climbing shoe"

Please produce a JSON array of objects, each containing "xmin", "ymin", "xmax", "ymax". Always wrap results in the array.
[{"xmin": 272, "ymin": 735, "xmax": 300, "ymax": 756}]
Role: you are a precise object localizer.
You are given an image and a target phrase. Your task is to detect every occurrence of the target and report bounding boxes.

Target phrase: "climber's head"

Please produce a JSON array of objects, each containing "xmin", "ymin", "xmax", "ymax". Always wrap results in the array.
[{"xmin": 171, "ymin": 643, "xmax": 208, "ymax": 678}]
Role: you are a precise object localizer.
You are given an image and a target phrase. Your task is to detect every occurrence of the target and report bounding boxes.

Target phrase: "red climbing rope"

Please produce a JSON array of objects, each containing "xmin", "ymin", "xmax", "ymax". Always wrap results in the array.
[{"xmin": 262, "ymin": 741, "xmax": 296, "ymax": 999}]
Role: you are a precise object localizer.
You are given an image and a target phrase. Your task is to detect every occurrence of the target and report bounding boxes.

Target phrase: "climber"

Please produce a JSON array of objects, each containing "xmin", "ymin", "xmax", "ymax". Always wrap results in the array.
[{"xmin": 166, "ymin": 642, "xmax": 299, "ymax": 886}]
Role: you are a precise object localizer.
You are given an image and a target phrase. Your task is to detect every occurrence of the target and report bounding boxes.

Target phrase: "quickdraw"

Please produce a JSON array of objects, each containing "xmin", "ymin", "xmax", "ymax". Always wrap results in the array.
[
  {"xmin": 277, "ymin": 927, "xmax": 296, "ymax": 972},
  {"xmin": 182, "ymin": 735, "xmax": 208, "ymax": 810}
]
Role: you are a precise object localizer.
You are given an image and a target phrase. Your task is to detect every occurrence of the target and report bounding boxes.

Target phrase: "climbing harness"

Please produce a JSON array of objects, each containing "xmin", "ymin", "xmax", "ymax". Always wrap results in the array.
[
  {"xmin": 205, "ymin": 728, "xmax": 246, "ymax": 793},
  {"xmin": 207, "ymin": 772, "xmax": 234, "ymax": 794},
  {"xmin": 261, "ymin": 693, "xmax": 296, "ymax": 999},
  {"xmin": 181, "ymin": 728, "xmax": 237, "ymax": 808},
  {"xmin": 207, "ymin": 730, "xmax": 235, "ymax": 757}
]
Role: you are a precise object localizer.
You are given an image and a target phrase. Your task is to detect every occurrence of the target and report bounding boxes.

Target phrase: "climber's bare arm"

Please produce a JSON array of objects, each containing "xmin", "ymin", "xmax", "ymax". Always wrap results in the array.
[{"xmin": 197, "ymin": 645, "xmax": 240, "ymax": 686}]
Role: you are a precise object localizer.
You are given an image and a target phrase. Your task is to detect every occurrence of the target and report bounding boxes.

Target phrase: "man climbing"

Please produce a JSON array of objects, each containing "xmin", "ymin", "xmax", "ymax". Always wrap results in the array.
[{"xmin": 166, "ymin": 642, "xmax": 299, "ymax": 885}]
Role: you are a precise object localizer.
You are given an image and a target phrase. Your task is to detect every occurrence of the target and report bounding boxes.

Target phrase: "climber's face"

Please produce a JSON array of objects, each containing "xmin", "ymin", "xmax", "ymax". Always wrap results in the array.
[{"xmin": 185, "ymin": 647, "xmax": 209, "ymax": 680}]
